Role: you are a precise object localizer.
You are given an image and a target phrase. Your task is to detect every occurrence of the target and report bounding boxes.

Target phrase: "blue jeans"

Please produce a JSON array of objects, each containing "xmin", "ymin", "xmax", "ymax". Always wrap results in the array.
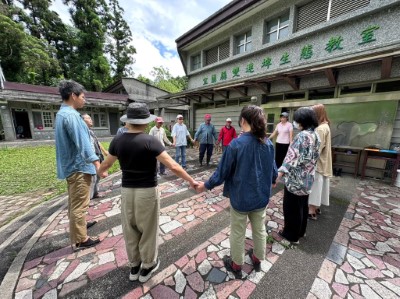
[
  {"xmin": 175, "ymin": 146, "xmax": 186, "ymax": 167},
  {"xmin": 199, "ymin": 143, "xmax": 214, "ymax": 163}
]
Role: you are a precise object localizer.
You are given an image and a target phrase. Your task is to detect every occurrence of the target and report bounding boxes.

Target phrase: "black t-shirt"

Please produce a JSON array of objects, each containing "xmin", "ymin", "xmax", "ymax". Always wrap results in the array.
[{"xmin": 109, "ymin": 132, "xmax": 165, "ymax": 188}]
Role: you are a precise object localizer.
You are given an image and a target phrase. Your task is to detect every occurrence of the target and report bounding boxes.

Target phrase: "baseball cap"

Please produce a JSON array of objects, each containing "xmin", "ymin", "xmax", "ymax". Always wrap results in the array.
[
  {"xmin": 155, "ymin": 117, "xmax": 164, "ymax": 123},
  {"xmin": 280, "ymin": 112, "xmax": 289, "ymax": 117},
  {"xmin": 176, "ymin": 114, "xmax": 183, "ymax": 119},
  {"xmin": 226, "ymin": 118, "xmax": 232, "ymax": 122}
]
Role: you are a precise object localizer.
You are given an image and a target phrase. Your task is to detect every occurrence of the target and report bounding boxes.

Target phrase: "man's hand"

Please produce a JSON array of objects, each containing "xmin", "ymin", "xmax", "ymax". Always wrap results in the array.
[
  {"xmin": 195, "ymin": 182, "xmax": 207, "ymax": 193},
  {"xmin": 189, "ymin": 180, "xmax": 200, "ymax": 190},
  {"xmin": 98, "ymin": 171, "xmax": 109, "ymax": 178},
  {"xmin": 172, "ymin": 142, "xmax": 176, "ymax": 147}
]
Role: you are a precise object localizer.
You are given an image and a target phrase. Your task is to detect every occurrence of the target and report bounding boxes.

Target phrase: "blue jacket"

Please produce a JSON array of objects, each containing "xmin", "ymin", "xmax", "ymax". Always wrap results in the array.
[
  {"xmin": 205, "ymin": 132, "xmax": 277, "ymax": 212},
  {"xmin": 55, "ymin": 104, "xmax": 99, "ymax": 179},
  {"xmin": 194, "ymin": 123, "xmax": 218, "ymax": 144}
]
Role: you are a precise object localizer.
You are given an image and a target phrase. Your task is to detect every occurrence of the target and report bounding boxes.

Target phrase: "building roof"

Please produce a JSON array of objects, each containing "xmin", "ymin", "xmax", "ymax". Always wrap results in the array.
[
  {"xmin": 3, "ymin": 81, "xmax": 128, "ymax": 101},
  {"xmin": 175, "ymin": 0, "xmax": 261, "ymax": 49}
]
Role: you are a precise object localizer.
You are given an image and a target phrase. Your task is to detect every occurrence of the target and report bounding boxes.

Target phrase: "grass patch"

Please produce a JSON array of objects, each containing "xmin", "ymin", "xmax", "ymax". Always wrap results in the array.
[{"xmin": 0, "ymin": 142, "xmax": 120, "ymax": 196}]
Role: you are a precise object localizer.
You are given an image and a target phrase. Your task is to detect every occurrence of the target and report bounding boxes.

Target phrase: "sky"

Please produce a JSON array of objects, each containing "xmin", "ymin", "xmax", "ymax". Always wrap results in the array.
[{"xmin": 51, "ymin": 0, "xmax": 232, "ymax": 79}]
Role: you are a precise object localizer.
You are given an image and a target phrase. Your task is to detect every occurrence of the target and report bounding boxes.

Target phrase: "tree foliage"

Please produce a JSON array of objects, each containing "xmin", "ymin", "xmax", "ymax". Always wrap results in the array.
[
  {"xmin": 138, "ymin": 66, "xmax": 188, "ymax": 93},
  {"xmin": 105, "ymin": 0, "xmax": 136, "ymax": 80}
]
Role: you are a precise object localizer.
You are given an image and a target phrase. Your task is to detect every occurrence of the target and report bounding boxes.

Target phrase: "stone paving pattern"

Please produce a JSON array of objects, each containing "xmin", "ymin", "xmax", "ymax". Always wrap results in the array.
[
  {"xmin": 7, "ymin": 147, "xmax": 400, "ymax": 299},
  {"xmin": 308, "ymin": 180, "xmax": 400, "ymax": 299}
]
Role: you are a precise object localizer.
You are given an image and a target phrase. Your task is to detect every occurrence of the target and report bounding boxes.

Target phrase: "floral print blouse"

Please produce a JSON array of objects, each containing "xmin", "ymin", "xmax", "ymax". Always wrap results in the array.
[{"xmin": 278, "ymin": 129, "xmax": 321, "ymax": 196}]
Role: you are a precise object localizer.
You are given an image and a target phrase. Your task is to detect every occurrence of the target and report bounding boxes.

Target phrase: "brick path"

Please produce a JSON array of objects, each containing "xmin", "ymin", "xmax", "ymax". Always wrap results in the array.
[{"xmin": 5, "ymin": 147, "xmax": 400, "ymax": 299}]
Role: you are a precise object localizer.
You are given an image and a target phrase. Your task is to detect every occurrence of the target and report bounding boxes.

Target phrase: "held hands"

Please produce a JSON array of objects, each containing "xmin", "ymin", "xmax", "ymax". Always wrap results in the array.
[{"xmin": 195, "ymin": 182, "xmax": 207, "ymax": 193}]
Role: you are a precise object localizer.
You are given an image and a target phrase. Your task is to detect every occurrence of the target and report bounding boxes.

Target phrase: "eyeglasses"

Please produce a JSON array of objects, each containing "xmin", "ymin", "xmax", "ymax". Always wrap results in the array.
[{"xmin": 178, "ymin": 118, "xmax": 183, "ymax": 120}]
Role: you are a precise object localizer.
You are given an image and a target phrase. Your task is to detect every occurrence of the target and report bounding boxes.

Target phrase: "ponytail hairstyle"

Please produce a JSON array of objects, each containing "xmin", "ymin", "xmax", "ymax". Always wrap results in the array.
[
  {"xmin": 312, "ymin": 104, "xmax": 330, "ymax": 126},
  {"xmin": 238, "ymin": 105, "xmax": 267, "ymax": 143}
]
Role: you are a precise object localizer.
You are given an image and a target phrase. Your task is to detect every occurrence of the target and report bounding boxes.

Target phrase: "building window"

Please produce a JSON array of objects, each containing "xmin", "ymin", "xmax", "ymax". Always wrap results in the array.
[
  {"xmin": 190, "ymin": 54, "xmax": 201, "ymax": 71},
  {"xmin": 296, "ymin": 0, "xmax": 370, "ymax": 31},
  {"xmin": 266, "ymin": 113, "xmax": 275, "ymax": 135},
  {"xmin": 235, "ymin": 31, "xmax": 252, "ymax": 54},
  {"xmin": 42, "ymin": 112, "xmax": 53, "ymax": 128},
  {"xmin": 205, "ymin": 41, "xmax": 230, "ymax": 66},
  {"xmin": 265, "ymin": 13, "xmax": 290, "ymax": 44},
  {"xmin": 92, "ymin": 112, "xmax": 108, "ymax": 127}
]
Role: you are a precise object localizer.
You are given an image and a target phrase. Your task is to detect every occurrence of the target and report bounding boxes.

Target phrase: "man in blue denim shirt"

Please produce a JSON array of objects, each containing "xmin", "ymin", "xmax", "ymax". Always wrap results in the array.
[
  {"xmin": 194, "ymin": 114, "xmax": 218, "ymax": 166},
  {"xmin": 55, "ymin": 80, "xmax": 101, "ymax": 249},
  {"xmin": 197, "ymin": 106, "xmax": 277, "ymax": 279}
]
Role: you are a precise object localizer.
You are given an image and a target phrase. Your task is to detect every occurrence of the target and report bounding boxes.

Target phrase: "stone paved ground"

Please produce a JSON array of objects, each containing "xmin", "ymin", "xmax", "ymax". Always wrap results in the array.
[{"xmin": 2, "ymin": 147, "xmax": 400, "ymax": 299}]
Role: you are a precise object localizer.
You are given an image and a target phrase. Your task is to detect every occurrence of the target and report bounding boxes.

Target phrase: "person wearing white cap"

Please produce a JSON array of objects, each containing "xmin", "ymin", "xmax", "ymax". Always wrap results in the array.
[
  {"xmin": 171, "ymin": 114, "xmax": 194, "ymax": 169},
  {"xmin": 216, "ymin": 118, "xmax": 237, "ymax": 153},
  {"xmin": 98, "ymin": 103, "xmax": 199, "ymax": 283},
  {"xmin": 269, "ymin": 111, "xmax": 293, "ymax": 168},
  {"xmin": 149, "ymin": 117, "xmax": 172, "ymax": 175}
]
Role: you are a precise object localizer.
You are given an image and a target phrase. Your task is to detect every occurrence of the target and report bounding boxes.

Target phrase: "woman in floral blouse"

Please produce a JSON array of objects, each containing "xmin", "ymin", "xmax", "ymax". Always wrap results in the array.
[{"xmin": 276, "ymin": 107, "xmax": 320, "ymax": 244}]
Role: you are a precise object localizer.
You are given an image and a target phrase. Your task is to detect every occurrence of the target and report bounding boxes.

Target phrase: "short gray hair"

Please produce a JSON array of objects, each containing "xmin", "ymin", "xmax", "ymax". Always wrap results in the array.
[{"xmin": 59, "ymin": 80, "xmax": 85, "ymax": 101}]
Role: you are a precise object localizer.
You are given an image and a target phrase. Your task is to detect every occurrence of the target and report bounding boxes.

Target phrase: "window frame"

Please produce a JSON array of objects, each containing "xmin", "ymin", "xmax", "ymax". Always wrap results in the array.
[
  {"xmin": 190, "ymin": 53, "xmax": 201, "ymax": 71},
  {"xmin": 31, "ymin": 104, "xmax": 59, "ymax": 129},
  {"xmin": 235, "ymin": 30, "xmax": 252, "ymax": 55},
  {"xmin": 265, "ymin": 12, "xmax": 290, "ymax": 44}
]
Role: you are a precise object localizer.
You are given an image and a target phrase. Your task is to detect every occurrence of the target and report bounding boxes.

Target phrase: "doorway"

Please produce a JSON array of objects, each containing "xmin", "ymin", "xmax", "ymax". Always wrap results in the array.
[
  {"xmin": 13, "ymin": 110, "xmax": 32, "ymax": 139},
  {"xmin": 108, "ymin": 112, "xmax": 119, "ymax": 135}
]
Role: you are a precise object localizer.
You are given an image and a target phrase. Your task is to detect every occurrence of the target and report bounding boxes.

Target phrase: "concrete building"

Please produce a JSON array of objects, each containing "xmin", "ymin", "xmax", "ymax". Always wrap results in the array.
[
  {"xmin": 104, "ymin": 78, "xmax": 189, "ymax": 128},
  {"xmin": 151, "ymin": 0, "xmax": 400, "ymax": 151}
]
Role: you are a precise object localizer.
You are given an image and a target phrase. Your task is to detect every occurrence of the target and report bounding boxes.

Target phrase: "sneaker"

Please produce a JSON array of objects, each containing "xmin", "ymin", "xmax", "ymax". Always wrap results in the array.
[
  {"xmin": 139, "ymin": 259, "xmax": 160, "ymax": 283},
  {"xmin": 76, "ymin": 237, "xmax": 100, "ymax": 249},
  {"xmin": 223, "ymin": 255, "xmax": 243, "ymax": 279},
  {"xmin": 308, "ymin": 213, "xmax": 317, "ymax": 221},
  {"xmin": 247, "ymin": 249, "xmax": 261, "ymax": 272},
  {"xmin": 278, "ymin": 230, "xmax": 299, "ymax": 245},
  {"xmin": 157, "ymin": 174, "xmax": 161, "ymax": 179},
  {"xmin": 129, "ymin": 263, "xmax": 142, "ymax": 281},
  {"xmin": 316, "ymin": 208, "xmax": 322, "ymax": 215},
  {"xmin": 86, "ymin": 221, "xmax": 97, "ymax": 229}
]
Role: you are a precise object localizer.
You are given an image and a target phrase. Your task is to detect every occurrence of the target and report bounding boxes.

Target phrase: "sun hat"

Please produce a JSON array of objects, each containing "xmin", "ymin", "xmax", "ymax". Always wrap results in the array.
[
  {"xmin": 155, "ymin": 117, "xmax": 164, "ymax": 123},
  {"xmin": 280, "ymin": 112, "xmax": 289, "ymax": 118},
  {"xmin": 176, "ymin": 114, "xmax": 183, "ymax": 119},
  {"xmin": 226, "ymin": 118, "xmax": 232, "ymax": 122},
  {"xmin": 120, "ymin": 103, "xmax": 157, "ymax": 125},
  {"xmin": 204, "ymin": 114, "xmax": 212, "ymax": 119}
]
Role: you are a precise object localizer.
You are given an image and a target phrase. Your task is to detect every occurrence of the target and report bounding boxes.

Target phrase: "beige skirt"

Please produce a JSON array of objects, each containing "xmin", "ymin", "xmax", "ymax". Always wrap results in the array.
[{"xmin": 309, "ymin": 172, "xmax": 330, "ymax": 206}]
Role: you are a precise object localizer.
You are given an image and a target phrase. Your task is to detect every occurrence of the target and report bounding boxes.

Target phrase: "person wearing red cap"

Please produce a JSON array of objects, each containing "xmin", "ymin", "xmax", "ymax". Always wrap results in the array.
[
  {"xmin": 216, "ymin": 118, "xmax": 237, "ymax": 153},
  {"xmin": 149, "ymin": 117, "xmax": 172, "ymax": 175},
  {"xmin": 194, "ymin": 114, "xmax": 218, "ymax": 166}
]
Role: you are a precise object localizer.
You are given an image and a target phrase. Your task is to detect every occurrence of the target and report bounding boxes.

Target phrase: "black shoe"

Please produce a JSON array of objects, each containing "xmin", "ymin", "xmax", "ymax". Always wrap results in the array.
[
  {"xmin": 129, "ymin": 263, "xmax": 141, "ymax": 281},
  {"xmin": 139, "ymin": 259, "xmax": 160, "ymax": 283},
  {"xmin": 86, "ymin": 221, "xmax": 97, "ymax": 229},
  {"xmin": 199, "ymin": 160, "xmax": 203, "ymax": 166},
  {"xmin": 337, "ymin": 168, "xmax": 342, "ymax": 177},
  {"xmin": 76, "ymin": 237, "xmax": 100, "ymax": 249},
  {"xmin": 223, "ymin": 255, "xmax": 243, "ymax": 279},
  {"xmin": 247, "ymin": 249, "xmax": 261, "ymax": 272},
  {"xmin": 316, "ymin": 208, "xmax": 321, "ymax": 215}
]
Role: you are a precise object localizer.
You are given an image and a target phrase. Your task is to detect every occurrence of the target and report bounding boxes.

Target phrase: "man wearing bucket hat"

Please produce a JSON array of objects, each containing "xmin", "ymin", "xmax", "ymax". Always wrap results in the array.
[
  {"xmin": 194, "ymin": 114, "xmax": 219, "ymax": 166},
  {"xmin": 98, "ymin": 103, "xmax": 199, "ymax": 283},
  {"xmin": 149, "ymin": 117, "xmax": 172, "ymax": 175},
  {"xmin": 216, "ymin": 118, "xmax": 237, "ymax": 153}
]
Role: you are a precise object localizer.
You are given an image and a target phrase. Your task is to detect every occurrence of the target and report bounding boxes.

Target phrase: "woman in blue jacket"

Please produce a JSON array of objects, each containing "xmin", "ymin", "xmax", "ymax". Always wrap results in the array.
[{"xmin": 197, "ymin": 105, "xmax": 277, "ymax": 279}]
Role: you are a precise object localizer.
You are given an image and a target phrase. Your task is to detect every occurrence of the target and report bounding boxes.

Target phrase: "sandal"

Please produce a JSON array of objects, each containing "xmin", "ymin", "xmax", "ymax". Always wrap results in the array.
[
  {"xmin": 308, "ymin": 213, "xmax": 317, "ymax": 221},
  {"xmin": 316, "ymin": 208, "xmax": 321, "ymax": 215}
]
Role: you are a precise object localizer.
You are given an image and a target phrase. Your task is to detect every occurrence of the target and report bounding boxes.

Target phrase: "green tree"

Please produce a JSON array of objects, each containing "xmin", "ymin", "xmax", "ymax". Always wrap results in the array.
[
  {"xmin": 150, "ymin": 66, "xmax": 187, "ymax": 93},
  {"xmin": 105, "ymin": 0, "xmax": 136, "ymax": 80},
  {"xmin": 63, "ymin": 0, "xmax": 111, "ymax": 91},
  {"xmin": 0, "ymin": 14, "xmax": 62, "ymax": 85},
  {"xmin": 136, "ymin": 74, "xmax": 152, "ymax": 85}
]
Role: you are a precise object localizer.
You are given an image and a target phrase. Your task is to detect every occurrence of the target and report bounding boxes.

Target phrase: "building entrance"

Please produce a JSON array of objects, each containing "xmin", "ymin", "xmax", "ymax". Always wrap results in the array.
[{"xmin": 13, "ymin": 110, "xmax": 32, "ymax": 139}]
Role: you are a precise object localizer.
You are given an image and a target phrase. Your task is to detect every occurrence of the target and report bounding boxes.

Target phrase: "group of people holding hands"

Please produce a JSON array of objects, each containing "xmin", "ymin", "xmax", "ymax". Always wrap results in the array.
[{"xmin": 55, "ymin": 79, "xmax": 332, "ymax": 283}]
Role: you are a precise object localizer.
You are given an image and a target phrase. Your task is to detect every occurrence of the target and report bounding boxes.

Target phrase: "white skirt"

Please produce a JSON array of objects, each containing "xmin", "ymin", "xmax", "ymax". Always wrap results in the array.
[{"xmin": 309, "ymin": 172, "xmax": 330, "ymax": 206}]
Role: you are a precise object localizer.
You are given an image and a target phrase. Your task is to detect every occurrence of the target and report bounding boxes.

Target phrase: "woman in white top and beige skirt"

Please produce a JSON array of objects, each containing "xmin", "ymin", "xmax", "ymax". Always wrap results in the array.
[{"xmin": 308, "ymin": 104, "xmax": 333, "ymax": 220}]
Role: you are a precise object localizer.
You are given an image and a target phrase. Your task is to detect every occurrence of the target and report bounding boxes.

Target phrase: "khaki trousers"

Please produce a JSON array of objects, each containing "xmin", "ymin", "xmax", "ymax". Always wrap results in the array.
[
  {"xmin": 66, "ymin": 172, "xmax": 91, "ymax": 244},
  {"xmin": 121, "ymin": 187, "xmax": 160, "ymax": 269},
  {"xmin": 230, "ymin": 207, "xmax": 266, "ymax": 265}
]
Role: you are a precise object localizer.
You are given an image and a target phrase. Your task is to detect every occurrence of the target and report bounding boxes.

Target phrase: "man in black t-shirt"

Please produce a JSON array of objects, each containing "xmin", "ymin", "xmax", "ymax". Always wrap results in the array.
[{"xmin": 98, "ymin": 103, "xmax": 199, "ymax": 283}]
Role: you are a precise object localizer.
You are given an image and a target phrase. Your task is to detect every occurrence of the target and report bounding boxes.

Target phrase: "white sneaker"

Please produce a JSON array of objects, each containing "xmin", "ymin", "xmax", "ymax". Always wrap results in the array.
[{"xmin": 139, "ymin": 259, "xmax": 160, "ymax": 283}]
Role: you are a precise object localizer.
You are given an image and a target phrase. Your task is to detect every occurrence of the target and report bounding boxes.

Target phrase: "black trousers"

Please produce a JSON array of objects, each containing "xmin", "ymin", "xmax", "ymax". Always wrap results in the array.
[
  {"xmin": 199, "ymin": 143, "xmax": 214, "ymax": 163},
  {"xmin": 282, "ymin": 187, "xmax": 309, "ymax": 242},
  {"xmin": 275, "ymin": 142, "xmax": 290, "ymax": 168}
]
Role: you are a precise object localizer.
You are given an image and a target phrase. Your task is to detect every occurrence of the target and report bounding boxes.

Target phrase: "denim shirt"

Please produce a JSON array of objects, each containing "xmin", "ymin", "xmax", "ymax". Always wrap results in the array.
[
  {"xmin": 55, "ymin": 104, "xmax": 98, "ymax": 179},
  {"xmin": 194, "ymin": 123, "xmax": 218, "ymax": 144},
  {"xmin": 205, "ymin": 132, "xmax": 278, "ymax": 212}
]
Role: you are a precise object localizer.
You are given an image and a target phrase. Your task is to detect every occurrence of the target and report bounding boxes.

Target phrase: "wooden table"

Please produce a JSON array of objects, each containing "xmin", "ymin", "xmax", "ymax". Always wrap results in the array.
[
  {"xmin": 332, "ymin": 146, "xmax": 363, "ymax": 178},
  {"xmin": 361, "ymin": 149, "xmax": 400, "ymax": 185}
]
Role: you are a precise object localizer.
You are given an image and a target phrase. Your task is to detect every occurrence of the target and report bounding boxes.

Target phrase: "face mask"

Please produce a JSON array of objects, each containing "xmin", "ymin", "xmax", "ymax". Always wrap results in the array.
[{"xmin": 293, "ymin": 121, "xmax": 299, "ymax": 129}]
